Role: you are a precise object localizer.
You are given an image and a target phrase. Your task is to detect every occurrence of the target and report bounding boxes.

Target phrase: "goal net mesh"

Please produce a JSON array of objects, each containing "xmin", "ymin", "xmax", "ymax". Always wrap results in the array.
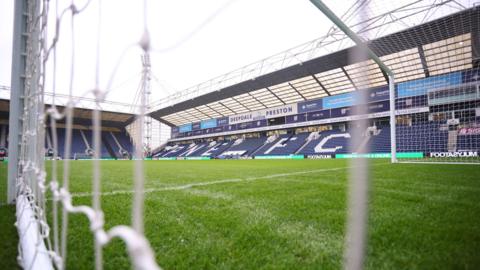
[
  {"xmin": 312, "ymin": 0, "xmax": 479, "ymax": 269},
  {"xmin": 12, "ymin": 0, "xmax": 160, "ymax": 269},
  {"xmin": 373, "ymin": 1, "xmax": 480, "ymax": 163},
  {"xmin": 332, "ymin": 0, "xmax": 480, "ymax": 164}
]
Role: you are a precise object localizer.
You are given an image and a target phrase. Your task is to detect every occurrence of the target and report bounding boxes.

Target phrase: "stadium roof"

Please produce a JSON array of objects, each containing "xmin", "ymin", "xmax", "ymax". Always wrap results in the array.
[
  {"xmin": 0, "ymin": 98, "xmax": 136, "ymax": 129},
  {"xmin": 150, "ymin": 5, "xmax": 480, "ymax": 127}
]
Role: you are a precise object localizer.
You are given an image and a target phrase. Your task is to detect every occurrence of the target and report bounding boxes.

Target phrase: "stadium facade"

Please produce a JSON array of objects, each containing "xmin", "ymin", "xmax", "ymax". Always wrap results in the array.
[{"xmin": 149, "ymin": 6, "xmax": 480, "ymax": 161}]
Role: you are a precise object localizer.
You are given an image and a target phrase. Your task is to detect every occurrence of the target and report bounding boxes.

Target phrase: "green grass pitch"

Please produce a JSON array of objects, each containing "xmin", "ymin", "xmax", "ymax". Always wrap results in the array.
[{"xmin": 1, "ymin": 159, "xmax": 479, "ymax": 269}]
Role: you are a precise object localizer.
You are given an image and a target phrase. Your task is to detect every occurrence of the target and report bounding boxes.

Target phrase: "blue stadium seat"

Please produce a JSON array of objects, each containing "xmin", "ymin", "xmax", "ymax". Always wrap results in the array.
[
  {"xmin": 370, "ymin": 127, "xmax": 391, "ymax": 153},
  {"xmin": 178, "ymin": 142, "xmax": 210, "ymax": 157},
  {"xmin": 70, "ymin": 129, "xmax": 87, "ymax": 158},
  {"xmin": 298, "ymin": 130, "xmax": 345, "ymax": 155},
  {"xmin": 256, "ymin": 134, "xmax": 289, "ymax": 155},
  {"xmin": 255, "ymin": 133, "xmax": 310, "ymax": 156},
  {"xmin": 457, "ymin": 134, "xmax": 480, "ymax": 151},
  {"xmin": 82, "ymin": 130, "xmax": 110, "ymax": 158},
  {"xmin": 396, "ymin": 122, "xmax": 448, "ymax": 153},
  {"xmin": 202, "ymin": 141, "xmax": 235, "ymax": 157},
  {"xmin": 162, "ymin": 144, "xmax": 191, "ymax": 157},
  {"xmin": 113, "ymin": 131, "xmax": 134, "ymax": 153},
  {"xmin": 221, "ymin": 137, "xmax": 266, "ymax": 157}
]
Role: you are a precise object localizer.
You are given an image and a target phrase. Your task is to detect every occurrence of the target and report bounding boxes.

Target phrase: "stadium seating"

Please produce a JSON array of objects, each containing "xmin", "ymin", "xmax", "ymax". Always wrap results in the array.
[
  {"xmin": 0, "ymin": 124, "xmax": 8, "ymax": 149},
  {"xmin": 157, "ymin": 127, "xmax": 400, "ymax": 159},
  {"xmin": 47, "ymin": 128, "xmax": 134, "ymax": 159},
  {"xmin": 81, "ymin": 130, "xmax": 109, "ymax": 158},
  {"xmin": 297, "ymin": 127, "xmax": 394, "ymax": 156},
  {"xmin": 274, "ymin": 133, "xmax": 310, "ymax": 155},
  {"xmin": 103, "ymin": 131, "xmax": 133, "ymax": 158},
  {"xmin": 220, "ymin": 137, "xmax": 266, "ymax": 157},
  {"xmin": 101, "ymin": 131, "xmax": 118, "ymax": 158},
  {"xmin": 114, "ymin": 131, "xmax": 134, "ymax": 154},
  {"xmin": 152, "ymin": 145, "xmax": 172, "ymax": 157},
  {"xmin": 161, "ymin": 144, "xmax": 191, "ymax": 157},
  {"xmin": 251, "ymin": 134, "xmax": 287, "ymax": 156},
  {"xmin": 255, "ymin": 133, "xmax": 310, "ymax": 156},
  {"xmin": 396, "ymin": 122, "xmax": 448, "ymax": 153},
  {"xmin": 457, "ymin": 134, "xmax": 480, "ymax": 151},
  {"xmin": 56, "ymin": 128, "xmax": 66, "ymax": 158},
  {"xmin": 0, "ymin": 124, "xmax": 7, "ymax": 158},
  {"xmin": 370, "ymin": 127, "xmax": 391, "ymax": 153},
  {"xmin": 69, "ymin": 129, "xmax": 87, "ymax": 158},
  {"xmin": 4, "ymin": 120, "xmax": 479, "ymax": 160},
  {"xmin": 178, "ymin": 142, "xmax": 210, "ymax": 157},
  {"xmin": 201, "ymin": 141, "xmax": 235, "ymax": 157},
  {"xmin": 156, "ymin": 144, "xmax": 179, "ymax": 157},
  {"xmin": 316, "ymin": 130, "xmax": 351, "ymax": 154},
  {"xmin": 184, "ymin": 141, "xmax": 216, "ymax": 157},
  {"xmin": 298, "ymin": 130, "xmax": 346, "ymax": 155}
]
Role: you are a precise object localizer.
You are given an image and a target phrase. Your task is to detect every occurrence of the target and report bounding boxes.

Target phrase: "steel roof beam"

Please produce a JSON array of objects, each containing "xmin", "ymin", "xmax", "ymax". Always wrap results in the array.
[
  {"xmin": 288, "ymin": 82, "xmax": 307, "ymax": 101},
  {"xmin": 266, "ymin": 87, "xmax": 286, "ymax": 105},
  {"xmin": 417, "ymin": 45, "xmax": 431, "ymax": 77}
]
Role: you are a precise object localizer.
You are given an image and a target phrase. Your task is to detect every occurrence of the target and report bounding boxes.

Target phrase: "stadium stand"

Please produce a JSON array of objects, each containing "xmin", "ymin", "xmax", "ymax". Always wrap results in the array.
[
  {"xmin": 162, "ymin": 144, "xmax": 191, "ymax": 157},
  {"xmin": 396, "ymin": 122, "xmax": 448, "ymax": 153},
  {"xmin": 3, "ymin": 109, "xmax": 472, "ymax": 162},
  {"xmin": 190, "ymin": 141, "xmax": 218, "ymax": 157},
  {"xmin": 80, "ymin": 130, "xmax": 107, "ymax": 158},
  {"xmin": 0, "ymin": 124, "xmax": 6, "ymax": 160},
  {"xmin": 103, "ymin": 132, "xmax": 123, "ymax": 158},
  {"xmin": 0, "ymin": 124, "xmax": 134, "ymax": 160},
  {"xmin": 178, "ymin": 142, "xmax": 210, "ymax": 157},
  {"xmin": 113, "ymin": 131, "xmax": 134, "ymax": 155},
  {"xmin": 71, "ymin": 129, "xmax": 91, "ymax": 159},
  {"xmin": 369, "ymin": 127, "xmax": 391, "ymax": 153},
  {"xmin": 100, "ymin": 131, "xmax": 117, "ymax": 158},
  {"xmin": 149, "ymin": 117, "xmax": 480, "ymax": 160},
  {"xmin": 152, "ymin": 125, "xmax": 402, "ymax": 159},
  {"xmin": 254, "ymin": 134, "xmax": 293, "ymax": 156},
  {"xmin": 0, "ymin": 124, "xmax": 8, "ymax": 149},
  {"xmin": 56, "ymin": 128, "xmax": 66, "ymax": 158},
  {"xmin": 298, "ymin": 130, "xmax": 345, "ymax": 156},
  {"xmin": 201, "ymin": 141, "xmax": 236, "ymax": 157},
  {"xmin": 219, "ymin": 137, "xmax": 266, "ymax": 158},
  {"xmin": 265, "ymin": 133, "xmax": 310, "ymax": 156},
  {"xmin": 457, "ymin": 134, "xmax": 480, "ymax": 151}
]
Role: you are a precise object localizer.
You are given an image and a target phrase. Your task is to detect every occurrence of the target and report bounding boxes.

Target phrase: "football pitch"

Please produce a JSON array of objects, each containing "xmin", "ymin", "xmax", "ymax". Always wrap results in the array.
[{"xmin": 1, "ymin": 159, "xmax": 479, "ymax": 269}]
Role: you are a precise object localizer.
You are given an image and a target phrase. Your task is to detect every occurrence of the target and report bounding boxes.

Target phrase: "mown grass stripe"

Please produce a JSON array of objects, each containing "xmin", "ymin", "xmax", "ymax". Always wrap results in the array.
[{"xmin": 70, "ymin": 166, "xmax": 351, "ymax": 198}]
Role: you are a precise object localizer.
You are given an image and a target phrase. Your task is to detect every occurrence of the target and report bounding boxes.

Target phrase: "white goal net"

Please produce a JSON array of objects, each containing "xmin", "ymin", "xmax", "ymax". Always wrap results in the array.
[
  {"xmin": 313, "ymin": 0, "xmax": 480, "ymax": 165},
  {"xmin": 8, "ymin": 0, "xmax": 160, "ymax": 269},
  {"xmin": 310, "ymin": 0, "xmax": 479, "ymax": 269},
  {"xmin": 381, "ymin": 1, "xmax": 480, "ymax": 164}
]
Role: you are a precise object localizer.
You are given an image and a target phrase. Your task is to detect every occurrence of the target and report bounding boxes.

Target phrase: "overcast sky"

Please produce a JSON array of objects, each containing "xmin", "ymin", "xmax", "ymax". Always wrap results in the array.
[
  {"xmin": 0, "ymin": 0, "xmax": 473, "ymax": 107},
  {"xmin": 0, "ymin": 0, "xmax": 345, "ymax": 105}
]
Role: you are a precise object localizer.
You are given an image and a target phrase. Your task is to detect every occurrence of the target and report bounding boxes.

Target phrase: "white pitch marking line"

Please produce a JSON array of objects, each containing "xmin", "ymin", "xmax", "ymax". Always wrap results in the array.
[{"xmin": 70, "ymin": 166, "xmax": 352, "ymax": 199}]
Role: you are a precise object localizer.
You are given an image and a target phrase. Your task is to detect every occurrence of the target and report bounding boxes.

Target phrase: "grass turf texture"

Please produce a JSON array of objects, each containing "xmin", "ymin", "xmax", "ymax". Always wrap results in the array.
[{"xmin": 1, "ymin": 159, "xmax": 479, "ymax": 269}]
